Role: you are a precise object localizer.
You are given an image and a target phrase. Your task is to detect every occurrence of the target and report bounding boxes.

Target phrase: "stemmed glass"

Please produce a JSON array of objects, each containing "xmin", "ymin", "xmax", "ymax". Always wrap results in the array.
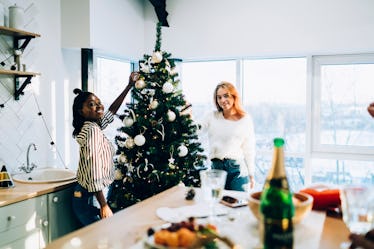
[
  {"xmin": 339, "ymin": 184, "xmax": 374, "ymax": 249},
  {"xmin": 199, "ymin": 169, "xmax": 227, "ymax": 223}
]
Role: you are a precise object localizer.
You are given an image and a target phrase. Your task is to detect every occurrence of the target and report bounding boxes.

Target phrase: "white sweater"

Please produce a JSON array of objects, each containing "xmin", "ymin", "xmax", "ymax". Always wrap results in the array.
[{"xmin": 199, "ymin": 111, "xmax": 256, "ymax": 176}]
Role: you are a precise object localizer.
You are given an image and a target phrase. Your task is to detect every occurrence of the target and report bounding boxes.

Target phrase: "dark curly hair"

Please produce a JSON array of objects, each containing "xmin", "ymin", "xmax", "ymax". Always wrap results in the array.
[{"xmin": 72, "ymin": 88, "xmax": 94, "ymax": 137}]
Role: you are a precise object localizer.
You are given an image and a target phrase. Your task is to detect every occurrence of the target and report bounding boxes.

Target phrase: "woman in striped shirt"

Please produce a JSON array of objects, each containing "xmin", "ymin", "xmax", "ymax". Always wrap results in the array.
[{"xmin": 71, "ymin": 72, "xmax": 139, "ymax": 226}]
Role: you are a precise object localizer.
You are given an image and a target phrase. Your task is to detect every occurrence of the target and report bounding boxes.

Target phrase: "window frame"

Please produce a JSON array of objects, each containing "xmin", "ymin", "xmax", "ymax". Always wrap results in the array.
[{"xmin": 311, "ymin": 53, "xmax": 374, "ymax": 160}]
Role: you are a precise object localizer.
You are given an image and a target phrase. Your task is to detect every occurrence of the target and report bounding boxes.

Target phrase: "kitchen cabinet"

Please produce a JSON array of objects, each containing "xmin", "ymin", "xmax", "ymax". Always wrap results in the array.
[
  {"xmin": 47, "ymin": 185, "xmax": 82, "ymax": 242},
  {"xmin": 0, "ymin": 184, "xmax": 81, "ymax": 248},
  {"xmin": 0, "ymin": 26, "xmax": 41, "ymax": 100},
  {"xmin": 0, "ymin": 195, "xmax": 48, "ymax": 249}
]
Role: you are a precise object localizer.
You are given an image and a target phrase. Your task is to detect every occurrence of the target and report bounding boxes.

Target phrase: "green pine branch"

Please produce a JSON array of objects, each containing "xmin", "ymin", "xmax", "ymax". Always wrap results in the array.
[{"xmin": 154, "ymin": 22, "xmax": 162, "ymax": 51}]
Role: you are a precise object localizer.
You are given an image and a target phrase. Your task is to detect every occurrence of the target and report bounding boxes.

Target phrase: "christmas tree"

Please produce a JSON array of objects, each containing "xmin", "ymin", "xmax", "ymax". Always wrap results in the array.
[{"xmin": 108, "ymin": 23, "xmax": 206, "ymax": 211}]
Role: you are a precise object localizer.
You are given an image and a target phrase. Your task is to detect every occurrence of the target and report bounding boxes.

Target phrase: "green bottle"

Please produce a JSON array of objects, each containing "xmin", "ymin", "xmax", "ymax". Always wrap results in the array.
[{"xmin": 260, "ymin": 138, "xmax": 294, "ymax": 249}]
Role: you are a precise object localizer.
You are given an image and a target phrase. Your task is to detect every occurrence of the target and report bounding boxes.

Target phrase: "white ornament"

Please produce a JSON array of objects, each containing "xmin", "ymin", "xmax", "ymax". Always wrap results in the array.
[
  {"xmin": 114, "ymin": 169, "xmax": 123, "ymax": 180},
  {"xmin": 170, "ymin": 68, "xmax": 177, "ymax": 76},
  {"xmin": 167, "ymin": 110, "xmax": 176, "ymax": 122},
  {"xmin": 162, "ymin": 82, "xmax": 174, "ymax": 93},
  {"xmin": 177, "ymin": 145, "xmax": 188, "ymax": 157},
  {"xmin": 134, "ymin": 134, "xmax": 146, "ymax": 146},
  {"xmin": 125, "ymin": 137, "xmax": 135, "ymax": 149},
  {"xmin": 123, "ymin": 117, "xmax": 134, "ymax": 127},
  {"xmin": 135, "ymin": 79, "xmax": 146, "ymax": 89},
  {"xmin": 118, "ymin": 153, "xmax": 127, "ymax": 163},
  {"xmin": 151, "ymin": 51, "xmax": 163, "ymax": 63},
  {"xmin": 150, "ymin": 100, "xmax": 158, "ymax": 109}
]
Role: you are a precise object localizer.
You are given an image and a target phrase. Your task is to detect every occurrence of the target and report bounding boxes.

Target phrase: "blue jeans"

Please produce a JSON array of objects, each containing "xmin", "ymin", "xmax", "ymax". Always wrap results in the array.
[
  {"xmin": 211, "ymin": 158, "xmax": 249, "ymax": 192},
  {"xmin": 72, "ymin": 184, "xmax": 100, "ymax": 226}
]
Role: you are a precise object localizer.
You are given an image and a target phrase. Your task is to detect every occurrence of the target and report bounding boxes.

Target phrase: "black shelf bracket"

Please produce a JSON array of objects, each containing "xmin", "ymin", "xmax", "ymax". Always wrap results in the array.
[
  {"xmin": 16, "ymin": 36, "xmax": 33, "ymax": 51},
  {"xmin": 14, "ymin": 75, "xmax": 32, "ymax": 100}
]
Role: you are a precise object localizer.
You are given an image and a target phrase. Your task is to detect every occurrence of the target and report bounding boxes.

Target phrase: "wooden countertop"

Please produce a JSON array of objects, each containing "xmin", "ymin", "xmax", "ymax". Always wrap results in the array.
[
  {"xmin": 45, "ymin": 185, "xmax": 349, "ymax": 249},
  {"xmin": 0, "ymin": 179, "xmax": 76, "ymax": 207}
]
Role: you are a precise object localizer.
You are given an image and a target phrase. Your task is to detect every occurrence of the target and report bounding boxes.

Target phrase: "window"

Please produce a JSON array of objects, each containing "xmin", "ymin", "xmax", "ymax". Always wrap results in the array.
[
  {"xmin": 313, "ymin": 54, "xmax": 374, "ymax": 155},
  {"xmin": 182, "ymin": 55, "xmax": 374, "ymax": 190},
  {"xmin": 181, "ymin": 61, "xmax": 237, "ymax": 161},
  {"xmin": 181, "ymin": 60, "xmax": 237, "ymax": 118},
  {"xmin": 242, "ymin": 58, "xmax": 307, "ymax": 191},
  {"xmin": 95, "ymin": 56, "xmax": 132, "ymax": 142}
]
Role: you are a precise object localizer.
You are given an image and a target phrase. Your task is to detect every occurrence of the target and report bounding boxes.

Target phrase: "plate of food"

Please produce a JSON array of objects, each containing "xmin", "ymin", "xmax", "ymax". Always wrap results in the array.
[{"xmin": 144, "ymin": 217, "xmax": 237, "ymax": 249}]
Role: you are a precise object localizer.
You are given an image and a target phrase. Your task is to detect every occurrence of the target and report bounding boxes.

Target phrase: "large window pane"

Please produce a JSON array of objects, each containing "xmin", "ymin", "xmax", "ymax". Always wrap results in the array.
[
  {"xmin": 181, "ymin": 61, "xmax": 236, "ymax": 118},
  {"xmin": 319, "ymin": 64, "xmax": 374, "ymax": 147},
  {"xmin": 181, "ymin": 60, "xmax": 236, "ymax": 163},
  {"xmin": 242, "ymin": 58, "xmax": 307, "ymax": 191},
  {"xmin": 311, "ymin": 158, "xmax": 374, "ymax": 186},
  {"xmin": 96, "ymin": 57, "xmax": 131, "ymax": 142}
]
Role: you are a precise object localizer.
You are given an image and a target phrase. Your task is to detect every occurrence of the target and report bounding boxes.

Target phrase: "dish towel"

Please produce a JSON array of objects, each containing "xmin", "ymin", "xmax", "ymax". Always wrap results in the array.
[{"xmin": 156, "ymin": 203, "xmax": 229, "ymax": 222}]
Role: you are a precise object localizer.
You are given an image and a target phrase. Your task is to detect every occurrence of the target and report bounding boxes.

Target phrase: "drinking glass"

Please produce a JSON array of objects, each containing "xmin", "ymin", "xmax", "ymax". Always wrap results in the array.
[
  {"xmin": 339, "ymin": 184, "xmax": 374, "ymax": 248},
  {"xmin": 199, "ymin": 169, "xmax": 227, "ymax": 222}
]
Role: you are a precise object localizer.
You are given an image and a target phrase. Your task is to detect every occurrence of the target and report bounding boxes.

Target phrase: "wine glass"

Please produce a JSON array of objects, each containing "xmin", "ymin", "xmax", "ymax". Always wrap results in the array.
[
  {"xmin": 339, "ymin": 184, "xmax": 374, "ymax": 249},
  {"xmin": 199, "ymin": 169, "xmax": 227, "ymax": 222}
]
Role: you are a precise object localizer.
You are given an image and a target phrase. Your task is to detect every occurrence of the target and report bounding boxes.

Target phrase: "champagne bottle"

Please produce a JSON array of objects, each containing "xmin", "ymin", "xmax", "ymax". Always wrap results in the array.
[{"xmin": 260, "ymin": 138, "xmax": 294, "ymax": 249}]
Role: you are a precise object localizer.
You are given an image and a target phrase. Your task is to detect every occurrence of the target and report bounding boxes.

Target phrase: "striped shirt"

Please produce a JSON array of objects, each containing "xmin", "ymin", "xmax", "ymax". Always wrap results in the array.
[{"xmin": 76, "ymin": 111, "xmax": 115, "ymax": 192}]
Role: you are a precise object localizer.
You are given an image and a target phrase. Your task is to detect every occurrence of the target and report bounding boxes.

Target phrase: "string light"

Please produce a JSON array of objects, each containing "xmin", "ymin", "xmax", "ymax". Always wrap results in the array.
[
  {"xmin": 0, "ymin": 80, "xmax": 13, "ymax": 109},
  {"xmin": 31, "ymin": 86, "xmax": 68, "ymax": 169}
]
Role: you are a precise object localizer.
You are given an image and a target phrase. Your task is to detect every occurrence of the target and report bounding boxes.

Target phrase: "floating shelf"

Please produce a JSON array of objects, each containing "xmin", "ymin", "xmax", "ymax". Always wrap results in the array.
[
  {"xmin": 0, "ymin": 26, "xmax": 41, "ymax": 38},
  {"xmin": 0, "ymin": 26, "xmax": 41, "ymax": 100},
  {"xmin": 0, "ymin": 69, "xmax": 41, "ymax": 100}
]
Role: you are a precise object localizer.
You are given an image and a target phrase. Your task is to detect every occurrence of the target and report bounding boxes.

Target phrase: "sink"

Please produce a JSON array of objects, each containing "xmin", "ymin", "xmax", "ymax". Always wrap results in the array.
[{"xmin": 12, "ymin": 168, "xmax": 76, "ymax": 184}]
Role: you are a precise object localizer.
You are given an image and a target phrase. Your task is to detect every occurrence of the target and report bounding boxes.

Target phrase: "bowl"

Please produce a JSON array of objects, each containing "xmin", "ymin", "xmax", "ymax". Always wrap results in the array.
[{"xmin": 248, "ymin": 191, "xmax": 313, "ymax": 224}]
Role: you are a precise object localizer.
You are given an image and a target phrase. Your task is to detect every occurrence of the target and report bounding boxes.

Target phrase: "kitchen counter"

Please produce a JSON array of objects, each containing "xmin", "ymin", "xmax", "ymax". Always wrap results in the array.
[
  {"xmin": 0, "ymin": 179, "xmax": 76, "ymax": 207},
  {"xmin": 45, "ymin": 185, "xmax": 349, "ymax": 249}
]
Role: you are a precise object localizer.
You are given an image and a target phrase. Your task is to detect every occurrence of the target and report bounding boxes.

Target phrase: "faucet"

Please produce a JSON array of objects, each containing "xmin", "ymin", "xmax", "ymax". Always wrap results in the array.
[{"xmin": 19, "ymin": 143, "xmax": 37, "ymax": 173}]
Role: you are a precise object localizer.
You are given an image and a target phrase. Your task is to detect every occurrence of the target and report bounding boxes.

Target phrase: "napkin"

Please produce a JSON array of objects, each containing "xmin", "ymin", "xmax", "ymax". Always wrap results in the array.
[
  {"xmin": 300, "ymin": 184, "xmax": 340, "ymax": 210},
  {"xmin": 156, "ymin": 203, "xmax": 228, "ymax": 222}
]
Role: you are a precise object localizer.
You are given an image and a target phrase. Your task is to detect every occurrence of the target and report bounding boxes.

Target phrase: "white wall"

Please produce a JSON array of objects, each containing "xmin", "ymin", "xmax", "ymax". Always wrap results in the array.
[
  {"xmin": 144, "ymin": 0, "xmax": 374, "ymax": 60},
  {"xmin": 0, "ymin": 0, "xmax": 145, "ymax": 173},
  {"xmin": 91, "ymin": 0, "xmax": 145, "ymax": 59}
]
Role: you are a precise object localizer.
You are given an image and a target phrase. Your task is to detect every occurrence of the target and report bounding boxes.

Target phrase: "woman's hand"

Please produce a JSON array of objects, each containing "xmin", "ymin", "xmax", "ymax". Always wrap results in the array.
[
  {"xmin": 129, "ymin": 71, "xmax": 140, "ymax": 86},
  {"xmin": 100, "ymin": 204, "xmax": 113, "ymax": 219},
  {"xmin": 368, "ymin": 102, "xmax": 374, "ymax": 118}
]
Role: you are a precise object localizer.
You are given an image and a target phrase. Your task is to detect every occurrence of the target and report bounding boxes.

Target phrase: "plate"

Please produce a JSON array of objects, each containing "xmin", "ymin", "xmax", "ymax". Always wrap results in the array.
[
  {"xmin": 143, "ymin": 223, "xmax": 232, "ymax": 249},
  {"xmin": 144, "ymin": 235, "xmax": 230, "ymax": 249}
]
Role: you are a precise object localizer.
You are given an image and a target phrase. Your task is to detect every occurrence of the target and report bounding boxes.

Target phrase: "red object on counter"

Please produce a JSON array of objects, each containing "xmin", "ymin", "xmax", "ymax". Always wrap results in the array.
[{"xmin": 300, "ymin": 188, "xmax": 341, "ymax": 210}]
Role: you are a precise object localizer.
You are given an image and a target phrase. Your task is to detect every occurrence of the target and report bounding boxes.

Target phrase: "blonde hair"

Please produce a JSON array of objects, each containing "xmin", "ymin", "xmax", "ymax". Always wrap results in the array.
[{"xmin": 214, "ymin": 81, "xmax": 246, "ymax": 118}]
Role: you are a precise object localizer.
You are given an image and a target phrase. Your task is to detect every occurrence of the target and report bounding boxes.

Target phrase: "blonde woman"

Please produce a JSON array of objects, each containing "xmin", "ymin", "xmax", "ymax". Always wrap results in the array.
[{"xmin": 199, "ymin": 81, "xmax": 256, "ymax": 191}]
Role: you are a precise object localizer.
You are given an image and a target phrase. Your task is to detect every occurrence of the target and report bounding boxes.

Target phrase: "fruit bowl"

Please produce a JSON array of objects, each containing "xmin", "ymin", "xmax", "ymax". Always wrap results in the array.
[{"xmin": 248, "ymin": 191, "xmax": 313, "ymax": 224}]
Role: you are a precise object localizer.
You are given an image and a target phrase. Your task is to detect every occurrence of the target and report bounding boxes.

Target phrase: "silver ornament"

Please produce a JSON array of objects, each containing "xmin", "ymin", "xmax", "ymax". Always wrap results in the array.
[
  {"xmin": 162, "ymin": 82, "xmax": 174, "ymax": 93},
  {"xmin": 167, "ymin": 110, "xmax": 176, "ymax": 122},
  {"xmin": 177, "ymin": 145, "xmax": 188, "ymax": 157},
  {"xmin": 151, "ymin": 51, "xmax": 163, "ymax": 63},
  {"xmin": 134, "ymin": 134, "xmax": 146, "ymax": 146},
  {"xmin": 135, "ymin": 79, "xmax": 146, "ymax": 89}
]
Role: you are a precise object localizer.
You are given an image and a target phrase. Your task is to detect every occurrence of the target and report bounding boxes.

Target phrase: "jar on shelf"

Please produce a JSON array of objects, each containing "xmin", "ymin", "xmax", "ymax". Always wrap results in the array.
[
  {"xmin": 9, "ymin": 4, "xmax": 24, "ymax": 29},
  {"xmin": 0, "ymin": 3, "xmax": 4, "ymax": 26}
]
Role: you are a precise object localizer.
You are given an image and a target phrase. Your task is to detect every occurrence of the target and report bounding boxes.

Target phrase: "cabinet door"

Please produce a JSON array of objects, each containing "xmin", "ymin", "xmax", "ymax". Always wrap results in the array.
[
  {"xmin": 48, "ymin": 184, "xmax": 82, "ymax": 242},
  {"xmin": 0, "ymin": 195, "xmax": 48, "ymax": 249}
]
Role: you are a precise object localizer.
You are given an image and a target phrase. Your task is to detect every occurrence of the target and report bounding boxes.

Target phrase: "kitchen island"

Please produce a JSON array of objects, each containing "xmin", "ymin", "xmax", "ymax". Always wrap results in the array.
[{"xmin": 45, "ymin": 184, "xmax": 349, "ymax": 249}]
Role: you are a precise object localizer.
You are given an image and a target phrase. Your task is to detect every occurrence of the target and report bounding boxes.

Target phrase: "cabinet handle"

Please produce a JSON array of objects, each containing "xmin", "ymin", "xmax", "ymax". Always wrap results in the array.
[
  {"xmin": 7, "ymin": 215, "xmax": 16, "ymax": 221},
  {"xmin": 42, "ymin": 220, "xmax": 49, "ymax": 227},
  {"xmin": 53, "ymin": 196, "xmax": 59, "ymax": 203}
]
